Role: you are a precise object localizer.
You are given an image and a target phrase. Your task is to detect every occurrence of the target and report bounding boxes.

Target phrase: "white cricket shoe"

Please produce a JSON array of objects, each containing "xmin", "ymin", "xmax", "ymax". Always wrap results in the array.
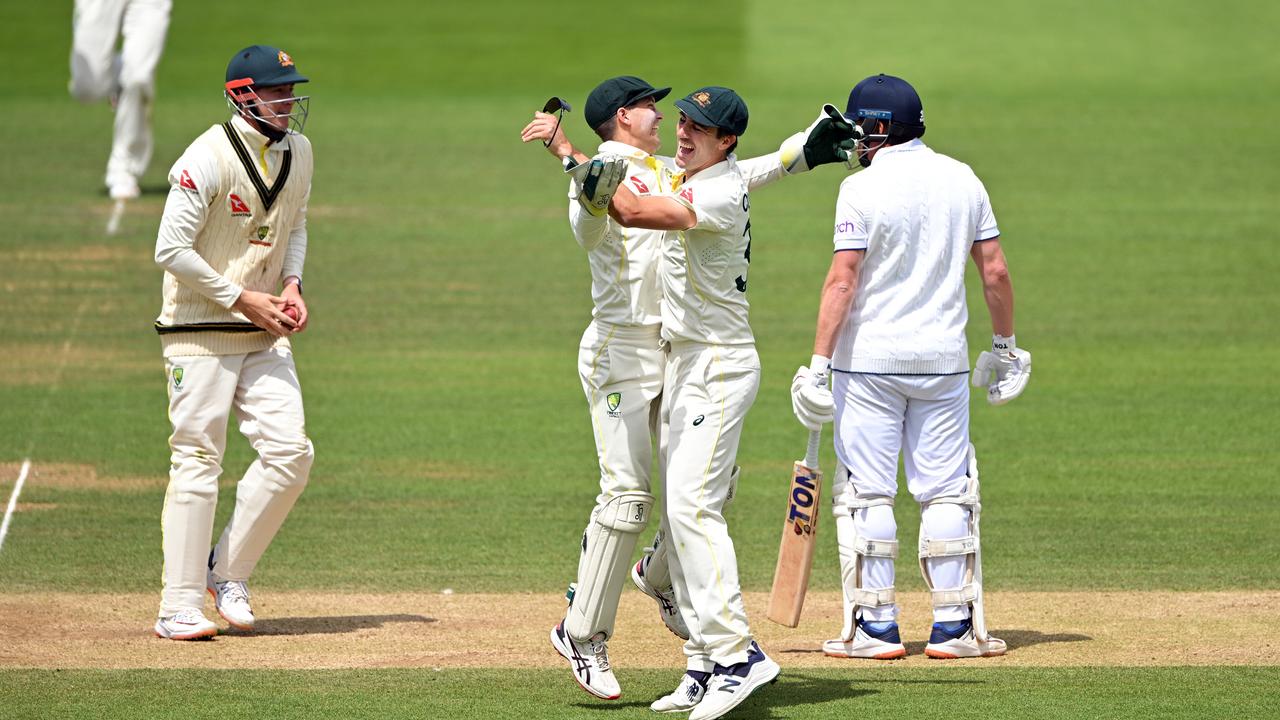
[
  {"xmin": 689, "ymin": 641, "xmax": 779, "ymax": 720},
  {"xmin": 207, "ymin": 572, "xmax": 255, "ymax": 630},
  {"xmin": 650, "ymin": 670, "xmax": 710, "ymax": 713},
  {"xmin": 108, "ymin": 179, "xmax": 140, "ymax": 201},
  {"xmin": 154, "ymin": 608, "xmax": 217, "ymax": 640},
  {"xmin": 631, "ymin": 558, "xmax": 690, "ymax": 640},
  {"xmin": 822, "ymin": 617, "xmax": 907, "ymax": 659},
  {"xmin": 924, "ymin": 619, "xmax": 1007, "ymax": 659},
  {"xmin": 550, "ymin": 620, "xmax": 621, "ymax": 700}
]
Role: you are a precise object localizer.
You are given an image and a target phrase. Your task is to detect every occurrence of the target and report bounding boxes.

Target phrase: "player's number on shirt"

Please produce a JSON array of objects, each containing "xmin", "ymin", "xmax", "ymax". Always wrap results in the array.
[{"xmin": 735, "ymin": 193, "xmax": 751, "ymax": 293}]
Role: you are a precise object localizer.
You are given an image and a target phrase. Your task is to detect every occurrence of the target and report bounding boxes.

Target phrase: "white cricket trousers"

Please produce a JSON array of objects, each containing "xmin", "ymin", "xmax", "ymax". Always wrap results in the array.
[
  {"xmin": 69, "ymin": 0, "xmax": 171, "ymax": 191},
  {"xmin": 160, "ymin": 348, "xmax": 312, "ymax": 617},
  {"xmin": 661, "ymin": 341, "xmax": 759, "ymax": 670},
  {"xmin": 577, "ymin": 320, "xmax": 665, "ymax": 502},
  {"xmin": 832, "ymin": 372, "xmax": 973, "ymax": 623}
]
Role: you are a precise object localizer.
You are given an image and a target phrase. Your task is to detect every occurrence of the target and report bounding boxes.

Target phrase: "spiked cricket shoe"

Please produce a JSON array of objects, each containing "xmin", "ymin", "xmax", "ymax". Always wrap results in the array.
[
  {"xmin": 207, "ymin": 572, "xmax": 255, "ymax": 630},
  {"xmin": 154, "ymin": 608, "xmax": 217, "ymax": 640},
  {"xmin": 823, "ymin": 617, "xmax": 907, "ymax": 659},
  {"xmin": 550, "ymin": 620, "xmax": 621, "ymax": 700},
  {"xmin": 925, "ymin": 619, "xmax": 1007, "ymax": 658},
  {"xmin": 689, "ymin": 641, "xmax": 780, "ymax": 720},
  {"xmin": 651, "ymin": 670, "xmax": 710, "ymax": 713},
  {"xmin": 631, "ymin": 558, "xmax": 690, "ymax": 640}
]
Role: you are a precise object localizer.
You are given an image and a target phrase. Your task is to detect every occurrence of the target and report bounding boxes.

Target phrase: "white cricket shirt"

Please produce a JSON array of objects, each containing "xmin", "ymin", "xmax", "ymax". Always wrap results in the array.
[
  {"xmin": 569, "ymin": 141, "xmax": 678, "ymax": 327},
  {"xmin": 661, "ymin": 155, "xmax": 756, "ymax": 346},
  {"xmin": 830, "ymin": 139, "xmax": 999, "ymax": 374}
]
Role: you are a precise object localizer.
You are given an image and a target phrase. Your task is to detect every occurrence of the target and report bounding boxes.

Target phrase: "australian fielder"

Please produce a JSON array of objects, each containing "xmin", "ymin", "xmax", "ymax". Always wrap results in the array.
[{"xmin": 152, "ymin": 45, "xmax": 314, "ymax": 640}]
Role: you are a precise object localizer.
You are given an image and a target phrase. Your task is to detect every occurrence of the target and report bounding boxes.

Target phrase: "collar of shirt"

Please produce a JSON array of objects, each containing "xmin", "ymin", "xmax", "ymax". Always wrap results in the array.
[
  {"xmin": 597, "ymin": 140, "xmax": 652, "ymax": 162},
  {"xmin": 229, "ymin": 114, "xmax": 288, "ymax": 154},
  {"xmin": 871, "ymin": 138, "xmax": 928, "ymax": 163},
  {"xmin": 674, "ymin": 152, "xmax": 737, "ymax": 188}
]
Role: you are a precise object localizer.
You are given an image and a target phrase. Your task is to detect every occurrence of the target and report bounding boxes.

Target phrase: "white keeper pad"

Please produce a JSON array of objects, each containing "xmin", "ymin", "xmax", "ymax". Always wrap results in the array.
[{"xmin": 565, "ymin": 491, "xmax": 653, "ymax": 642}]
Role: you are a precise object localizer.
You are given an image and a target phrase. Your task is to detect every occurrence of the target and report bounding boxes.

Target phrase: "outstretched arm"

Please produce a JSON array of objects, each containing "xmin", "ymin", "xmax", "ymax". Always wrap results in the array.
[
  {"xmin": 520, "ymin": 111, "xmax": 590, "ymax": 165},
  {"xmin": 608, "ymin": 184, "xmax": 696, "ymax": 230}
]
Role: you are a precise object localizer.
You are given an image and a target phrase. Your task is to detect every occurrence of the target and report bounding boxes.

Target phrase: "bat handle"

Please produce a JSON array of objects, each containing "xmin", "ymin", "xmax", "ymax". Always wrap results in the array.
[{"xmin": 804, "ymin": 429, "xmax": 821, "ymax": 469}]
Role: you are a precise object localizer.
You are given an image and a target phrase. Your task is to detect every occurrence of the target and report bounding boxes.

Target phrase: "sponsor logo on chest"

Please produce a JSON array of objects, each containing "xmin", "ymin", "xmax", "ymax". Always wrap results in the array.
[{"xmin": 228, "ymin": 193, "xmax": 251, "ymax": 216}]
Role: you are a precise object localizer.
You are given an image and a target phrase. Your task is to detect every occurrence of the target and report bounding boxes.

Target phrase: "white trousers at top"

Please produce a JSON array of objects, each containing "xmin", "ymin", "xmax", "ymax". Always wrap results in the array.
[
  {"xmin": 661, "ymin": 341, "xmax": 759, "ymax": 670},
  {"xmin": 69, "ymin": 0, "xmax": 171, "ymax": 190},
  {"xmin": 160, "ymin": 347, "xmax": 312, "ymax": 617},
  {"xmin": 831, "ymin": 372, "xmax": 972, "ymax": 622},
  {"xmin": 578, "ymin": 321, "xmax": 665, "ymax": 502}
]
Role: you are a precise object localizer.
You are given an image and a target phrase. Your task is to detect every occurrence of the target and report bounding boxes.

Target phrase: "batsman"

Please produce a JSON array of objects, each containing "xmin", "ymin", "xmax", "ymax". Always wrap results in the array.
[{"xmin": 791, "ymin": 74, "xmax": 1031, "ymax": 660}]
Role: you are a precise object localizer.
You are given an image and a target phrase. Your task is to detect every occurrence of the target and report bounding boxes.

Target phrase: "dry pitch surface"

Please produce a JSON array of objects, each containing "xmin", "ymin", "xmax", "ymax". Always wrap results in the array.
[{"xmin": 2, "ymin": 591, "xmax": 1276, "ymax": 669}]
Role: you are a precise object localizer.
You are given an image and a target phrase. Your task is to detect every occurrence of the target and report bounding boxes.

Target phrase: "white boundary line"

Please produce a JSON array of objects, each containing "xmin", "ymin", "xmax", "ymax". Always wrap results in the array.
[{"xmin": 0, "ymin": 459, "xmax": 32, "ymax": 554}]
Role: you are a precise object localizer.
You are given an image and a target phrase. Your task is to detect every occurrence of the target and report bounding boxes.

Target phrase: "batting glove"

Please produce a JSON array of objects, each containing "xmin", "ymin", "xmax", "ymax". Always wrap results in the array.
[
  {"xmin": 971, "ymin": 334, "xmax": 1032, "ymax": 405},
  {"xmin": 566, "ymin": 153, "xmax": 628, "ymax": 217},
  {"xmin": 791, "ymin": 355, "xmax": 835, "ymax": 430},
  {"xmin": 780, "ymin": 104, "xmax": 864, "ymax": 174}
]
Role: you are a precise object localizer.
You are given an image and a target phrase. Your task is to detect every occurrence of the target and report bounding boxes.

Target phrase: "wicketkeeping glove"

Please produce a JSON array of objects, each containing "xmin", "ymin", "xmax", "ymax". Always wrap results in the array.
[
  {"xmin": 779, "ymin": 104, "xmax": 864, "ymax": 174},
  {"xmin": 791, "ymin": 355, "xmax": 835, "ymax": 430},
  {"xmin": 971, "ymin": 335, "xmax": 1032, "ymax": 405},
  {"xmin": 566, "ymin": 153, "xmax": 628, "ymax": 217}
]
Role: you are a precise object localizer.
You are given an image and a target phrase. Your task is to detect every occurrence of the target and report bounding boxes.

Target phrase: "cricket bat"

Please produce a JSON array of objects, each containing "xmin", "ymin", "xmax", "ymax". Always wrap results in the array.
[{"xmin": 766, "ymin": 429, "xmax": 823, "ymax": 627}]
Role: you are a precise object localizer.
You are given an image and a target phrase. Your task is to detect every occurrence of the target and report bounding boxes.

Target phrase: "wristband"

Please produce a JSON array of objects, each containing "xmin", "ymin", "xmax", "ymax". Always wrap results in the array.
[
  {"xmin": 810, "ymin": 354, "xmax": 831, "ymax": 374},
  {"xmin": 993, "ymin": 334, "xmax": 1015, "ymax": 354}
]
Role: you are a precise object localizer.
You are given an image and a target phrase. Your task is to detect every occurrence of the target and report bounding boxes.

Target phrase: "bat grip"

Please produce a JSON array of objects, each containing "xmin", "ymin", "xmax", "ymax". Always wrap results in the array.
[{"xmin": 804, "ymin": 429, "xmax": 821, "ymax": 468}]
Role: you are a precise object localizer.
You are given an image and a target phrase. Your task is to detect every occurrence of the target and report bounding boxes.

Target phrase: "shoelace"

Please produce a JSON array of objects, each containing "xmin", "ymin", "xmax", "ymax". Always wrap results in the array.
[
  {"xmin": 218, "ymin": 581, "xmax": 250, "ymax": 604},
  {"xmin": 589, "ymin": 639, "xmax": 611, "ymax": 672},
  {"xmin": 171, "ymin": 609, "xmax": 205, "ymax": 624}
]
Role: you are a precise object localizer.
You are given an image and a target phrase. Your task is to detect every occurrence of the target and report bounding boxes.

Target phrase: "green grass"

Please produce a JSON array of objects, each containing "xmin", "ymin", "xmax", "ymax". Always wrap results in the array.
[
  {"xmin": 3, "ymin": 667, "xmax": 1278, "ymax": 719},
  {"xmin": 1, "ymin": 0, "xmax": 1278, "ymax": 716}
]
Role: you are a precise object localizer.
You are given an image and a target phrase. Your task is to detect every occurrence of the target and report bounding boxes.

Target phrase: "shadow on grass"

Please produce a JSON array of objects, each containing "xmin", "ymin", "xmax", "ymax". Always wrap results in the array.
[
  {"xmin": 573, "ymin": 672, "xmax": 885, "ymax": 718},
  {"xmin": 238, "ymin": 613, "xmax": 436, "ymax": 636}
]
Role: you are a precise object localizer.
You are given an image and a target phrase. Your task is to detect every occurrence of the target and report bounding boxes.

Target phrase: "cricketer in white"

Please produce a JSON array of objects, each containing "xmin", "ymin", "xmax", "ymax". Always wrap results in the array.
[
  {"xmin": 791, "ymin": 74, "xmax": 1030, "ymax": 662},
  {"xmin": 151, "ymin": 45, "xmax": 314, "ymax": 641},
  {"xmin": 522, "ymin": 78, "xmax": 857, "ymax": 713}
]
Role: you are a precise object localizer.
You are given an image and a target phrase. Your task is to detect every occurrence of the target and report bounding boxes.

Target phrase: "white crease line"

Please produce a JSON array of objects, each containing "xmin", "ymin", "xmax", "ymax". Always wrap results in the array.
[{"xmin": 0, "ymin": 459, "xmax": 32, "ymax": 554}]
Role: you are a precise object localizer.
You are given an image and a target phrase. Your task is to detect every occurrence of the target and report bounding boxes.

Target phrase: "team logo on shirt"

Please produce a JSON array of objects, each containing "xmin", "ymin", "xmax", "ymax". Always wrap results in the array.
[
  {"xmin": 178, "ymin": 170, "xmax": 197, "ymax": 192},
  {"xmin": 228, "ymin": 193, "xmax": 251, "ymax": 216},
  {"xmin": 250, "ymin": 225, "xmax": 271, "ymax": 247},
  {"xmin": 629, "ymin": 176, "xmax": 650, "ymax": 194},
  {"xmin": 606, "ymin": 392, "xmax": 622, "ymax": 417},
  {"xmin": 278, "ymin": 51, "xmax": 294, "ymax": 68},
  {"xmin": 692, "ymin": 91, "xmax": 712, "ymax": 108},
  {"xmin": 171, "ymin": 366, "xmax": 184, "ymax": 391},
  {"xmin": 679, "ymin": 187, "xmax": 694, "ymax": 204}
]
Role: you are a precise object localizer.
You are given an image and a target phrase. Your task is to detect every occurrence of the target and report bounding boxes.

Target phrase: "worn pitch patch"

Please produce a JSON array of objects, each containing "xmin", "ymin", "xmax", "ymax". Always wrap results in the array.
[{"xmin": 1, "ymin": 591, "xmax": 1277, "ymax": 669}]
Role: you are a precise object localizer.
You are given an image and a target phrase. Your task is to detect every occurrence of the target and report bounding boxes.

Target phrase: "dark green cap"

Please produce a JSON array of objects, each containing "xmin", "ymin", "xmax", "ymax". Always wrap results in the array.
[
  {"xmin": 674, "ymin": 86, "xmax": 748, "ymax": 136},
  {"xmin": 225, "ymin": 45, "xmax": 309, "ymax": 88},
  {"xmin": 584, "ymin": 76, "xmax": 671, "ymax": 130}
]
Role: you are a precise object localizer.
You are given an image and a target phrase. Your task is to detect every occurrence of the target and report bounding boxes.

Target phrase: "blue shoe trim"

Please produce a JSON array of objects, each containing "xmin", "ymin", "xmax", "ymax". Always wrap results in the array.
[{"xmin": 930, "ymin": 619, "xmax": 972, "ymax": 643}]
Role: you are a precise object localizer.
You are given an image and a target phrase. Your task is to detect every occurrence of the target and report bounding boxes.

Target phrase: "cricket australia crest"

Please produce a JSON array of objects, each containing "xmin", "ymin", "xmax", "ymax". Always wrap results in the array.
[
  {"xmin": 606, "ymin": 392, "xmax": 622, "ymax": 417},
  {"xmin": 171, "ymin": 366, "xmax": 184, "ymax": 391}
]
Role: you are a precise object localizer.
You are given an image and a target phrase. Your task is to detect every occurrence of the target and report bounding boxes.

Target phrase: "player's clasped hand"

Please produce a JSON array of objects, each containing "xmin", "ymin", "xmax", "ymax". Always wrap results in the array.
[
  {"xmin": 971, "ymin": 335, "xmax": 1032, "ymax": 405},
  {"xmin": 791, "ymin": 355, "xmax": 835, "ymax": 430},
  {"xmin": 232, "ymin": 289, "xmax": 298, "ymax": 337},
  {"xmin": 568, "ymin": 154, "xmax": 628, "ymax": 217}
]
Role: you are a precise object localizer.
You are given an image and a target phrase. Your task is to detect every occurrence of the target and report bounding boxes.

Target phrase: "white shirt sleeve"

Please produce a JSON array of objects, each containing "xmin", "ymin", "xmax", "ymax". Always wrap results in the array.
[
  {"xmin": 672, "ymin": 176, "xmax": 739, "ymax": 232},
  {"xmin": 153, "ymin": 146, "xmax": 244, "ymax": 308},
  {"xmin": 734, "ymin": 151, "xmax": 785, "ymax": 192},
  {"xmin": 282, "ymin": 183, "xmax": 310, "ymax": 280},
  {"xmin": 567, "ymin": 180, "xmax": 609, "ymax": 251},
  {"xmin": 975, "ymin": 180, "xmax": 1000, "ymax": 241},
  {"xmin": 832, "ymin": 178, "xmax": 869, "ymax": 251}
]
